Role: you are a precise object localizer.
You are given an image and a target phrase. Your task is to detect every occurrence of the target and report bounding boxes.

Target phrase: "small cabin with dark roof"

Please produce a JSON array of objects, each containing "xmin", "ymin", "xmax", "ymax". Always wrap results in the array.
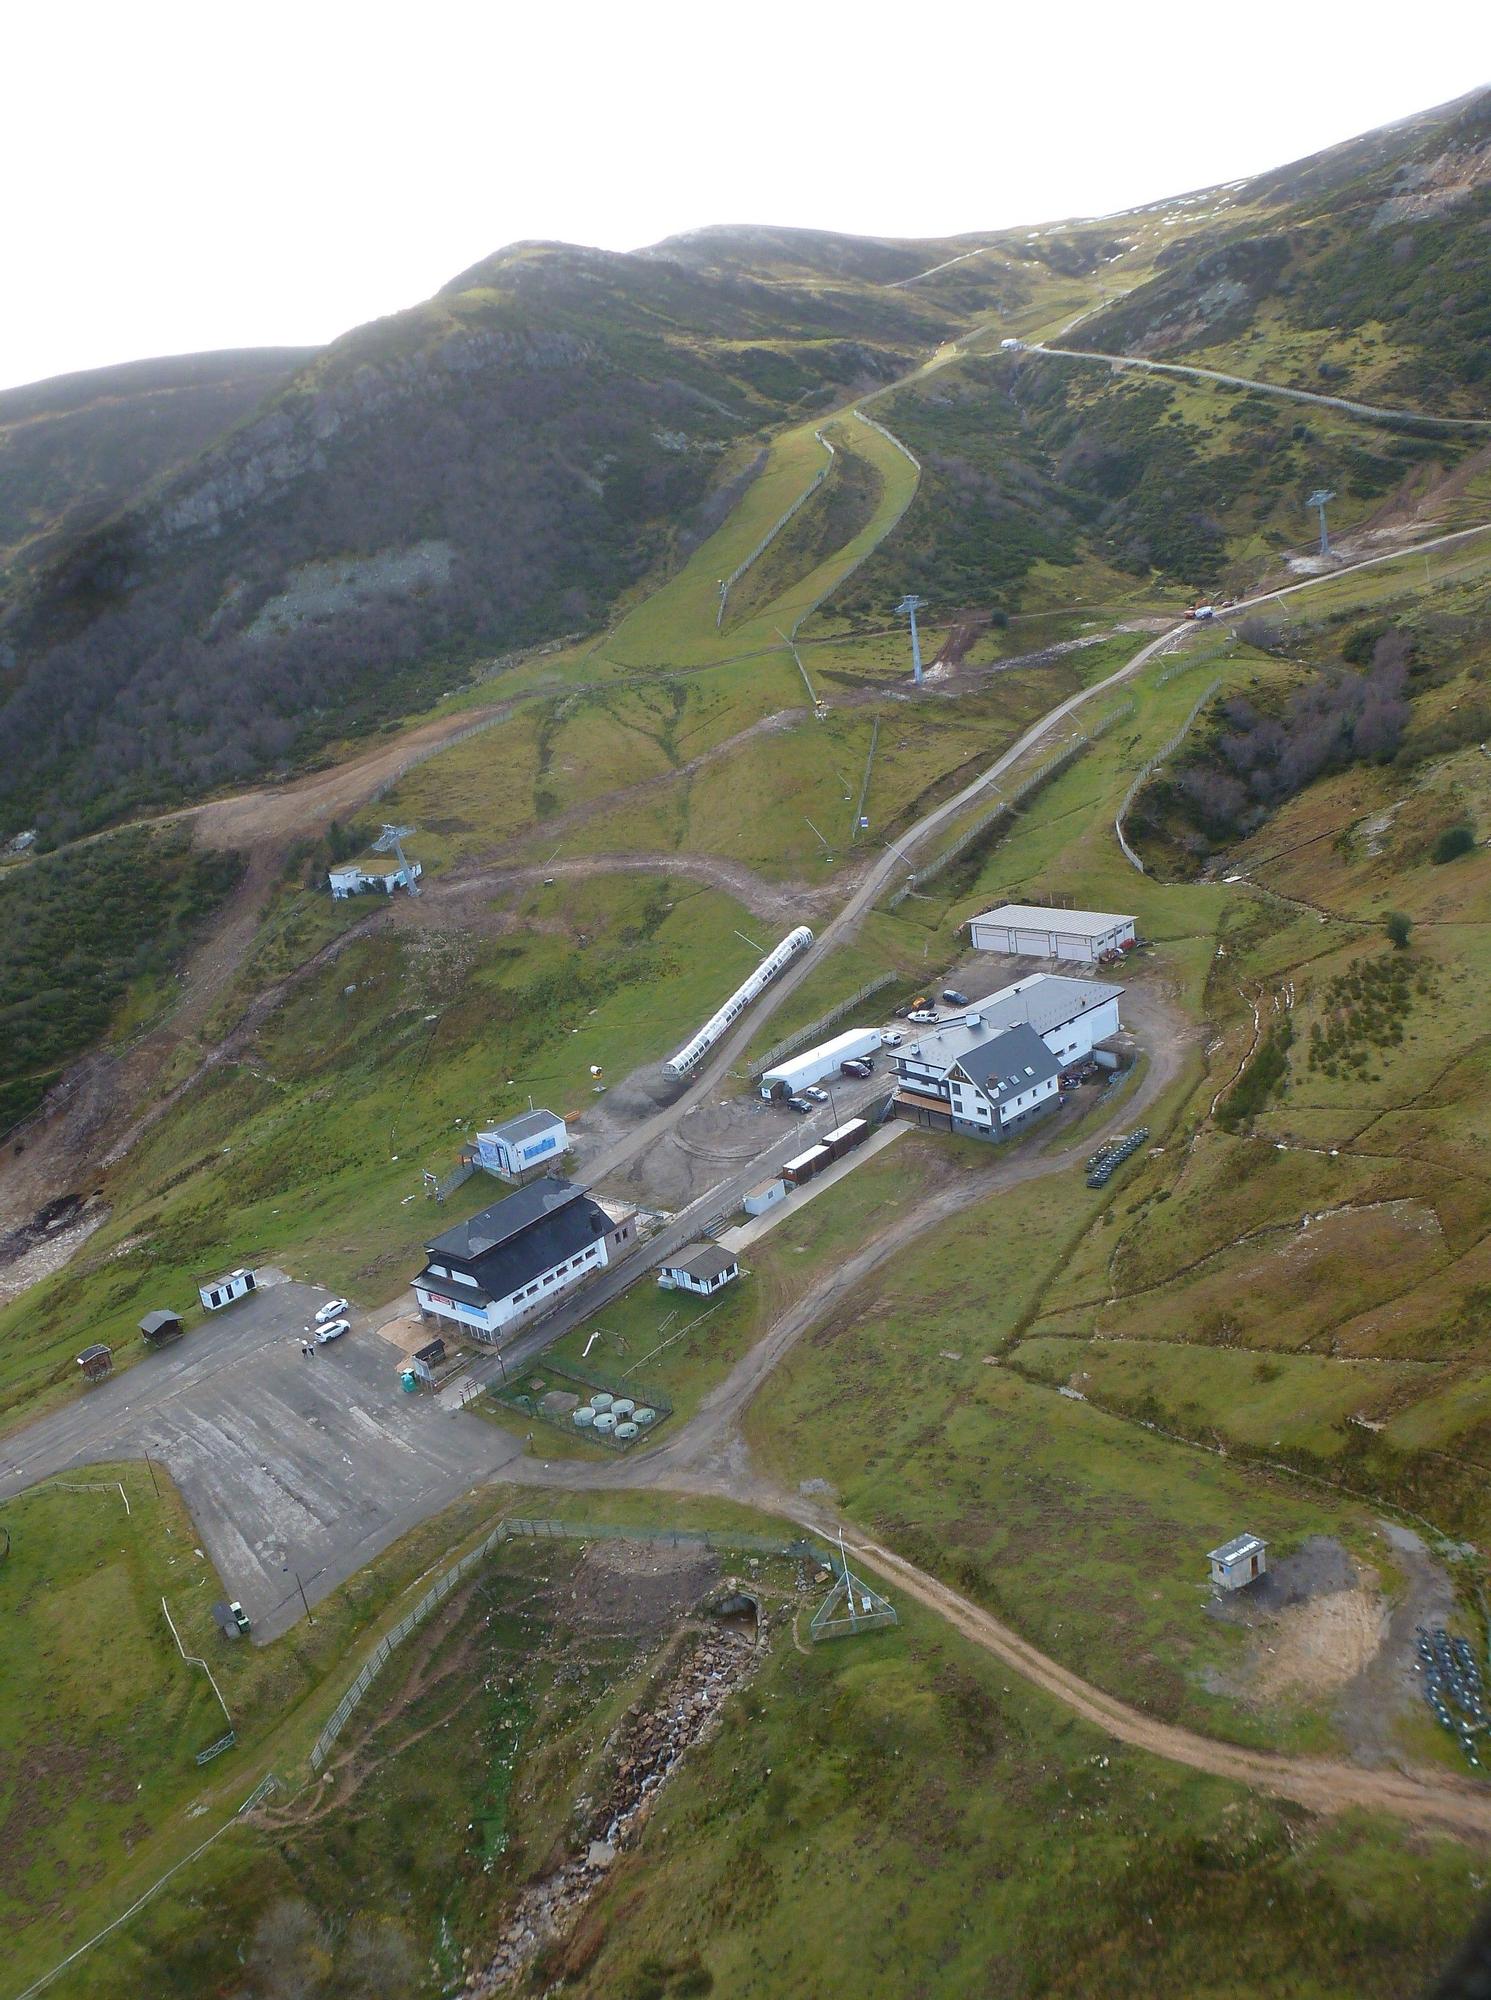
[
  {"xmin": 76, "ymin": 1343, "xmax": 113, "ymax": 1382},
  {"xmin": 139, "ymin": 1309, "xmax": 184, "ymax": 1348}
]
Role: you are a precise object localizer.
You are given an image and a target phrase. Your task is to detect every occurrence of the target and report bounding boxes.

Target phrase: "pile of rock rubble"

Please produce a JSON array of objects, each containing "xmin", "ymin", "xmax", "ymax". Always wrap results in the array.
[{"xmin": 465, "ymin": 1619, "xmax": 759, "ymax": 1995}]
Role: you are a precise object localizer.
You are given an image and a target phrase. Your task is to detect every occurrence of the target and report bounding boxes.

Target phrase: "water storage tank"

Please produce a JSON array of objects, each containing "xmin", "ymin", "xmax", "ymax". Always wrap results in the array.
[
  {"xmin": 591, "ymin": 1392, "xmax": 614, "ymax": 1412},
  {"xmin": 593, "ymin": 1411, "xmax": 617, "ymax": 1434},
  {"xmin": 615, "ymin": 1421, "xmax": 639, "ymax": 1441},
  {"xmin": 633, "ymin": 1407, "xmax": 657, "ymax": 1427},
  {"xmin": 611, "ymin": 1398, "xmax": 636, "ymax": 1418},
  {"xmin": 573, "ymin": 1406, "xmax": 596, "ymax": 1428}
]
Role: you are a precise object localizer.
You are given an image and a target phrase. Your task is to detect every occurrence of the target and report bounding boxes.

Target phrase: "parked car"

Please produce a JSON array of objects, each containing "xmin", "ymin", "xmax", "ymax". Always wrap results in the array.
[
  {"xmin": 841, "ymin": 1058, "xmax": 873, "ymax": 1078},
  {"xmin": 880, "ymin": 1030, "xmax": 904, "ymax": 1048},
  {"xmin": 786, "ymin": 1096, "xmax": 814, "ymax": 1114},
  {"xmin": 908, "ymin": 1009, "xmax": 940, "ymax": 1024},
  {"xmin": 316, "ymin": 1318, "xmax": 351, "ymax": 1344},
  {"xmin": 942, "ymin": 988, "xmax": 970, "ymax": 1007},
  {"xmin": 314, "ymin": 1297, "xmax": 349, "ymax": 1325},
  {"xmin": 804, "ymin": 1086, "xmax": 830, "ymax": 1103}
]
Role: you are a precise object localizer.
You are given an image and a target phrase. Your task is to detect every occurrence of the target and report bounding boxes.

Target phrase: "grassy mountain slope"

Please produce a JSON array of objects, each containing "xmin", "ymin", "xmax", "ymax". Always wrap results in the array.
[
  {"xmin": 1078, "ymin": 89, "xmax": 1491, "ymax": 412},
  {"xmin": 0, "ymin": 347, "xmax": 314, "ymax": 591}
]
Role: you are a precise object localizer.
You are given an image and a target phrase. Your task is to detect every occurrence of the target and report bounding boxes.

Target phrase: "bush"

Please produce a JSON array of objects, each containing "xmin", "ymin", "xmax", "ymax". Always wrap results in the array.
[
  {"xmin": 1384, "ymin": 910, "xmax": 1413, "ymax": 949},
  {"xmin": 1432, "ymin": 823, "xmax": 1477, "ymax": 864}
]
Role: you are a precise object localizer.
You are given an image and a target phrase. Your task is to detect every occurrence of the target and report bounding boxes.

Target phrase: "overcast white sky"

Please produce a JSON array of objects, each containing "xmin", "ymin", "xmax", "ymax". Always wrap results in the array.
[{"xmin": 4, "ymin": 1, "xmax": 1486, "ymax": 391}]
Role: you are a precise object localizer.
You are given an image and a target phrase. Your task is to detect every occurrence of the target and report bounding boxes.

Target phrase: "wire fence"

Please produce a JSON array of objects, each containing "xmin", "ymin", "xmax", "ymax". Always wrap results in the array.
[
  {"xmin": 885, "ymin": 702, "xmax": 1135, "ymax": 910},
  {"xmin": 308, "ymin": 1517, "xmax": 830, "ymax": 1772},
  {"xmin": 717, "ymin": 433, "xmax": 836, "ymax": 628},
  {"xmin": 1114, "ymin": 681, "xmax": 1221, "ymax": 874},
  {"xmin": 751, "ymin": 972, "xmax": 897, "ymax": 1076}
]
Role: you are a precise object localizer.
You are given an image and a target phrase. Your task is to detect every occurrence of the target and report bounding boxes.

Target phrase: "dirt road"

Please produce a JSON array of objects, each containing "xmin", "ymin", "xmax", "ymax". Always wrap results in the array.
[
  {"xmin": 822, "ymin": 1527, "xmax": 1491, "ymax": 1839},
  {"xmin": 1032, "ymin": 343, "xmax": 1491, "ymax": 433}
]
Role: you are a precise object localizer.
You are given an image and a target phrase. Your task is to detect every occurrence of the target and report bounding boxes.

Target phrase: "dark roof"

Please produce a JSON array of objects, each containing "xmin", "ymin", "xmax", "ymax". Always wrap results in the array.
[
  {"xmin": 414, "ymin": 1339, "xmax": 446, "ymax": 1364},
  {"xmin": 664, "ymin": 1243, "xmax": 739, "ymax": 1283},
  {"xmin": 139, "ymin": 1309, "xmax": 182, "ymax": 1334},
  {"xmin": 951, "ymin": 1023, "xmax": 1061, "ymax": 1105},
  {"xmin": 426, "ymin": 1176, "xmax": 585, "ymax": 1262},
  {"xmin": 417, "ymin": 1182, "xmax": 610, "ymax": 1304},
  {"xmin": 77, "ymin": 1343, "xmax": 112, "ymax": 1364}
]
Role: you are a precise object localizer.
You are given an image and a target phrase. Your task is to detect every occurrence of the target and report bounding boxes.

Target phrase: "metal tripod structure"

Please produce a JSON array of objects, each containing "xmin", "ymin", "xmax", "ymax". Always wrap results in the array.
[
  {"xmin": 374, "ymin": 823, "xmax": 421, "ymax": 895},
  {"xmin": 809, "ymin": 1532, "xmax": 899, "ymax": 1642}
]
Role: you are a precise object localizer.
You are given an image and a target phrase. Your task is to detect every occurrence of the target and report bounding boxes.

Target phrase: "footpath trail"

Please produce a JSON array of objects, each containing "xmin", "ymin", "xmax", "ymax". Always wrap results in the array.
[{"xmin": 1031, "ymin": 342, "xmax": 1491, "ymax": 433}]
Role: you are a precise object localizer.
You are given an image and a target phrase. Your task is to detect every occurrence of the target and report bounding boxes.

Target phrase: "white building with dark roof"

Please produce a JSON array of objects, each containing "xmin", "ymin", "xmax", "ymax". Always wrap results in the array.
[
  {"xmin": 891, "ymin": 973, "xmax": 1121, "ymax": 1141},
  {"xmin": 657, "ymin": 1243, "xmax": 741, "ymax": 1295},
  {"xmin": 412, "ymin": 1177, "xmax": 632, "ymax": 1341}
]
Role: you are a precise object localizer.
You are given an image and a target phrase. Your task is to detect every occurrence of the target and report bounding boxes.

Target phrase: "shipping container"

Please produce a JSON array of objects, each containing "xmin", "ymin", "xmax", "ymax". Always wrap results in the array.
[
  {"xmin": 782, "ymin": 1144, "xmax": 832, "ymax": 1187},
  {"xmin": 822, "ymin": 1118, "xmax": 869, "ymax": 1160}
]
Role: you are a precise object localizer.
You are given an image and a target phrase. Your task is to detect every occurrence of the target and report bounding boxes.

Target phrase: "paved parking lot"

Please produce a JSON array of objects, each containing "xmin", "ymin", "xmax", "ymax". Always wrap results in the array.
[{"xmin": 0, "ymin": 1279, "xmax": 519, "ymax": 1639}]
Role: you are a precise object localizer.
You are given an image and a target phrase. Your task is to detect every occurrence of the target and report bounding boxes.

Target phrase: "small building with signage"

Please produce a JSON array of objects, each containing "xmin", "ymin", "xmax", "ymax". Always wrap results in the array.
[
  {"xmin": 199, "ymin": 1269, "xmax": 256, "ymax": 1313},
  {"xmin": 1207, "ymin": 1532, "xmax": 1268, "ymax": 1593},
  {"xmin": 475, "ymin": 1109, "xmax": 569, "ymax": 1181}
]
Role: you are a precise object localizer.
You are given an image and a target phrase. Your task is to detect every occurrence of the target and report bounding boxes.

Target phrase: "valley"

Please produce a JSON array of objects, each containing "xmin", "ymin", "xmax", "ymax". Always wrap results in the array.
[{"xmin": 6, "ymin": 84, "xmax": 1491, "ymax": 2000}]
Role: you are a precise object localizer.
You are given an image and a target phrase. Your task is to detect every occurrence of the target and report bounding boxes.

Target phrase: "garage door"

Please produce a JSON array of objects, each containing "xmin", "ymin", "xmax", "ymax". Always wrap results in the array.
[
  {"xmin": 1055, "ymin": 932, "xmax": 1096, "ymax": 960},
  {"xmin": 1013, "ymin": 927, "xmax": 1054, "ymax": 956}
]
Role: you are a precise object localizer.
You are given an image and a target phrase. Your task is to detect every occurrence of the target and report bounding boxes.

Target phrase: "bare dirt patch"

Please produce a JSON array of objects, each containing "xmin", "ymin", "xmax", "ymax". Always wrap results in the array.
[{"xmin": 567, "ymin": 1538, "xmax": 722, "ymax": 1632}]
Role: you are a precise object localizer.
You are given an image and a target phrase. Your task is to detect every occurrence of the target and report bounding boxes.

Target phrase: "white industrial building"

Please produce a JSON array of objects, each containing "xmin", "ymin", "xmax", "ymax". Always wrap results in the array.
[
  {"xmin": 891, "ymin": 973, "xmax": 1121, "ymax": 1141},
  {"xmin": 760, "ymin": 1027, "xmax": 880, "ymax": 1099},
  {"xmin": 412, "ymin": 1177, "xmax": 633, "ymax": 1341},
  {"xmin": 328, "ymin": 856, "xmax": 423, "ymax": 898},
  {"xmin": 657, "ymin": 1244, "xmax": 741, "ymax": 1295},
  {"xmin": 968, "ymin": 903, "xmax": 1135, "ymax": 963},
  {"xmin": 475, "ymin": 1109, "xmax": 568, "ymax": 1180}
]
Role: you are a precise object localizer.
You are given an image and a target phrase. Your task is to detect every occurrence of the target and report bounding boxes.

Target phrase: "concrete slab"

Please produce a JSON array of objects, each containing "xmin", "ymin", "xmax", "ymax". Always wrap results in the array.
[{"xmin": 717, "ymin": 1122, "xmax": 906, "ymax": 1253}]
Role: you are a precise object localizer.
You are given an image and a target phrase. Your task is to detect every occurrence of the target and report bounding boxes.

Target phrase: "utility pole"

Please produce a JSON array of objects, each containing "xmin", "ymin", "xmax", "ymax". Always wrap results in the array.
[
  {"xmin": 895, "ymin": 595, "xmax": 929, "ymax": 684},
  {"xmin": 1306, "ymin": 489, "xmax": 1335, "ymax": 560}
]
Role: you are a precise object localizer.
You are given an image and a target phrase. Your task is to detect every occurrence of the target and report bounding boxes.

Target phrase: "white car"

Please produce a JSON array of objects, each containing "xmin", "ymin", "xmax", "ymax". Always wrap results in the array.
[
  {"xmin": 804, "ymin": 1086, "xmax": 830, "ymax": 1103},
  {"xmin": 314, "ymin": 1297, "xmax": 349, "ymax": 1325},
  {"xmin": 315, "ymin": 1318, "xmax": 351, "ymax": 1344},
  {"xmin": 907, "ymin": 1009, "xmax": 940, "ymax": 1024}
]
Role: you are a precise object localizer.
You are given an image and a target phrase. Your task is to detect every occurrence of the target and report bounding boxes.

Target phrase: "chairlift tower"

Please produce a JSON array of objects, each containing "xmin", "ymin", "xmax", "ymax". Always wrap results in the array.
[
  {"xmin": 1307, "ymin": 489, "xmax": 1335, "ymax": 560},
  {"xmin": 895, "ymin": 594, "xmax": 929, "ymax": 685},
  {"xmin": 374, "ymin": 822, "xmax": 421, "ymax": 896}
]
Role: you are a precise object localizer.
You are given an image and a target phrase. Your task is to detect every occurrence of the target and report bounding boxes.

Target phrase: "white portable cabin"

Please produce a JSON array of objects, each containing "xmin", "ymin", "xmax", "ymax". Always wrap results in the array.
[
  {"xmin": 1207, "ymin": 1533, "xmax": 1268, "ymax": 1592},
  {"xmin": 760, "ymin": 1027, "xmax": 881, "ymax": 1099},
  {"xmin": 199, "ymin": 1268, "xmax": 256, "ymax": 1312},
  {"xmin": 744, "ymin": 1178, "xmax": 788, "ymax": 1216},
  {"xmin": 968, "ymin": 904, "xmax": 1135, "ymax": 964}
]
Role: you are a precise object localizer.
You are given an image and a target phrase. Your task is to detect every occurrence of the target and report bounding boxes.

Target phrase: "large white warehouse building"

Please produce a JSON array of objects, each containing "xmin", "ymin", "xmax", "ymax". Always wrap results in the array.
[{"xmin": 968, "ymin": 903, "xmax": 1135, "ymax": 964}]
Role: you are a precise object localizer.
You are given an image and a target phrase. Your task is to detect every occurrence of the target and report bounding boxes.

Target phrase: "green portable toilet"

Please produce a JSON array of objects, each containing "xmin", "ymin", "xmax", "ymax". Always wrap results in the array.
[{"xmin": 400, "ymin": 1368, "xmax": 419, "ymax": 1394}]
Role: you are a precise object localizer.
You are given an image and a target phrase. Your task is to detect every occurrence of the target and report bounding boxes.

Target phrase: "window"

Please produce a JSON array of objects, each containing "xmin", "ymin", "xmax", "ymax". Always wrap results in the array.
[{"xmin": 428, "ymin": 1263, "xmax": 447, "ymax": 1278}]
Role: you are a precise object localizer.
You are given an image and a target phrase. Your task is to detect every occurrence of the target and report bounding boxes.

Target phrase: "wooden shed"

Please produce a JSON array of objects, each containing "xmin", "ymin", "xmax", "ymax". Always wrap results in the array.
[
  {"xmin": 76, "ymin": 1343, "xmax": 113, "ymax": 1382},
  {"xmin": 139, "ymin": 1309, "xmax": 184, "ymax": 1349}
]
